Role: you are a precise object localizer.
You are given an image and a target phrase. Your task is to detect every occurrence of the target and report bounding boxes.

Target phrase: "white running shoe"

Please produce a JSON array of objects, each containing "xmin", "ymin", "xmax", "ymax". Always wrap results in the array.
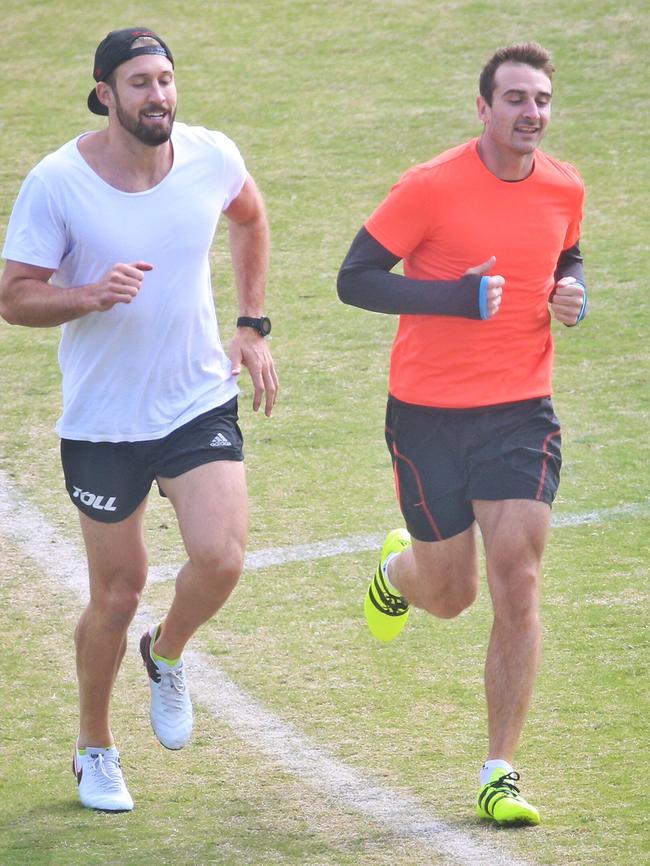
[
  {"xmin": 73, "ymin": 745, "xmax": 134, "ymax": 811},
  {"xmin": 139, "ymin": 625, "xmax": 193, "ymax": 750}
]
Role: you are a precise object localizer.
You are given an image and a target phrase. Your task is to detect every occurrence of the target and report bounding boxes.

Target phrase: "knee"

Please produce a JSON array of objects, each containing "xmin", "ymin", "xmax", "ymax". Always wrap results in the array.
[
  {"xmin": 428, "ymin": 588, "xmax": 477, "ymax": 619},
  {"xmin": 419, "ymin": 576, "xmax": 478, "ymax": 619},
  {"xmin": 190, "ymin": 539, "xmax": 245, "ymax": 590},
  {"xmin": 491, "ymin": 564, "xmax": 540, "ymax": 624},
  {"xmin": 111, "ymin": 582, "xmax": 144, "ymax": 624},
  {"xmin": 90, "ymin": 573, "xmax": 145, "ymax": 631}
]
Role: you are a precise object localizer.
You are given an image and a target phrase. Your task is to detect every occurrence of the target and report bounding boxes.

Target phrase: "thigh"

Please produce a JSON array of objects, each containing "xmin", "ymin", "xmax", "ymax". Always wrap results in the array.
[
  {"xmin": 411, "ymin": 522, "xmax": 480, "ymax": 588},
  {"xmin": 158, "ymin": 461, "xmax": 248, "ymax": 561},
  {"xmin": 78, "ymin": 498, "xmax": 149, "ymax": 593},
  {"xmin": 473, "ymin": 498, "xmax": 551, "ymax": 609},
  {"xmin": 60, "ymin": 438, "xmax": 154, "ymax": 523},
  {"xmin": 385, "ymin": 396, "xmax": 475, "ymax": 542}
]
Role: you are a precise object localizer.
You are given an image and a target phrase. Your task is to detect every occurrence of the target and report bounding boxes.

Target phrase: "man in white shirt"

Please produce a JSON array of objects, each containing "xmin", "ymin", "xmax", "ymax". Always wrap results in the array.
[{"xmin": 0, "ymin": 27, "xmax": 278, "ymax": 811}]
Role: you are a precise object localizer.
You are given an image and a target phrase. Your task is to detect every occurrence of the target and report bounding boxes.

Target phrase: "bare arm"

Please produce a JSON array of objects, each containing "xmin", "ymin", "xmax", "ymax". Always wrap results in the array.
[
  {"xmin": 224, "ymin": 174, "xmax": 278, "ymax": 416},
  {"xmin": 225, "ymin": 175, "xmax": 269, "ymax": 318},
  {"xmin": 0, "ymin": 259, "xmax": 153, "ymax": 327}
]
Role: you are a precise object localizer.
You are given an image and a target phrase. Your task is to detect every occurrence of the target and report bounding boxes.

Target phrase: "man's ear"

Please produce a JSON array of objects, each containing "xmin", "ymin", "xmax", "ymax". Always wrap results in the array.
[
  {"xmin": 476, "ymin": 94, "xmax": 489, "ymax": 123},
  {"xmin": 95, "ymin": 81, "xmax": 114, "ymax": 113}
]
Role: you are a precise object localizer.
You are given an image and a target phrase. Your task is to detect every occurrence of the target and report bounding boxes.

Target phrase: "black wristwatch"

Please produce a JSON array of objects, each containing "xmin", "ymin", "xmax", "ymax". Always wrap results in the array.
[{"xmin": 236, "ymin": 315, "xmax": 272, "ymax": 336}]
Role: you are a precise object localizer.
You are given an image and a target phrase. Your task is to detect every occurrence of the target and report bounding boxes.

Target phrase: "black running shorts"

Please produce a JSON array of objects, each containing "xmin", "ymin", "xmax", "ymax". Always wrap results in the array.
[
  {"xmin": 60, "ymin": 399, "xmax": 244, "ymax": 524},
  {"xmin": 385, "ymin": 395, "xmax": 562, "ymax": 542}
]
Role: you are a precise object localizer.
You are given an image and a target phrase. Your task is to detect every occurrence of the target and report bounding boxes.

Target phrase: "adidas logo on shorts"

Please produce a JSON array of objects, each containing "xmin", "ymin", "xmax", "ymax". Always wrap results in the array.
[{"xmin": 209, "ymin": 432, "xmax": 232, "ymax": 448}]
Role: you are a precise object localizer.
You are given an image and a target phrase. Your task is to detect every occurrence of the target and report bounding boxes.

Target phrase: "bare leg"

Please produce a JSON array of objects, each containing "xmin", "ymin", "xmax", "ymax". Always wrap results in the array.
[
  {"xmin": 389, "ymin": 523, "xmax": 480, "ymax": 618},
  {"xmin": 76, "ymin": 500, "xmax": 148, "ymax": 748},
  {"xmin": 154, "ymin": 461, "xmax": 248, "ymax": 659},
  {"xmin": 474, "ymin": 499, "xmax": 550, "ymax": 763}
]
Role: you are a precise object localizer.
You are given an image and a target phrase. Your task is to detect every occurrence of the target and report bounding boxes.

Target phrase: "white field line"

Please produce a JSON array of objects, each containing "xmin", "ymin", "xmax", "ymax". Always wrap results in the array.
[
  {"xmin": 149, "ymin": 533, "xmax": 387, "ymax": 583},
  {"xmin": 147, "ymin": 499, "xmax": 650, "ymax": 583},
  {"xmin": 186, "ymin": 649, "xmax": 528, "ymax": 866},
  {"xmin": 8, "ymin": 481, "xmax": 647, "ymax": 865},
  {"xmin": 0, "ymin": 469, "xmax": 540, "ymax": 866}
]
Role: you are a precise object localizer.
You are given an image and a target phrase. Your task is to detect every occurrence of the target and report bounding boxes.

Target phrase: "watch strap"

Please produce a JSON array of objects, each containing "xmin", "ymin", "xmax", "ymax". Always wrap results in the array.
[{"xmin": 236, "ymin": 315, "xmax": 271, "ymax": 336}]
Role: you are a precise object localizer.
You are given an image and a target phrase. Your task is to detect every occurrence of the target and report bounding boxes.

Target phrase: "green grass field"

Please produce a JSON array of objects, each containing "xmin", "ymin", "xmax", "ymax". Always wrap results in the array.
[{"xmin": 1, "ymin": 1, "xmax": 649, "ymax": 864}]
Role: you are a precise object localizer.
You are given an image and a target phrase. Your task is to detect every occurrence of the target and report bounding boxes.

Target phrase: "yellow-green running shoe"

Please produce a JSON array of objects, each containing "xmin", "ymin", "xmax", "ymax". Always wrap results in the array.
[
  {"xmin": 364, "ymin": 528, "xmax": 411, "ymax": 641},
  {"xmin": 476, "ymin": 769, "xmax": 540, "ymax": 826}
]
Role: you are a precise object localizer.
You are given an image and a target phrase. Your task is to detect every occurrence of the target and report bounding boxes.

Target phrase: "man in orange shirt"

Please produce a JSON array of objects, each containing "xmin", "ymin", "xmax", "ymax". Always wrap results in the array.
[{"xmin": 338, "ymin": 42, "xmax": 586, "ymax": 825}]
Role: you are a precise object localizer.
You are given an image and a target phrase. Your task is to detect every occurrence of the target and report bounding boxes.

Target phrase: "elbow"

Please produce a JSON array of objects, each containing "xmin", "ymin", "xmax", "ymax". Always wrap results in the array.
[
  {"xmin": 0, "ymin": 297, "xmax": 15, "ymax": 325},
  {"xmin": 0, "ymin": 291, "xmax": 27, "ymax": 325},
  {"xmin": 0, "ymin": 288, "xmax": 22, "ymax": 324},
  {"xmin": 0, "ymin": 277, "xmax": 15, "ymax": 323},
  {"xmin": 336, "ymin": 267, "xmax": 355, "ymax": 305}
]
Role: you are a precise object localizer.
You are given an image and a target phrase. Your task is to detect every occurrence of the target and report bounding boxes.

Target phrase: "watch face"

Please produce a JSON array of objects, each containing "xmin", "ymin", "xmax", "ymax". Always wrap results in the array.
[{"xmin": 259, "ymin": 316, "xmax": 272, "ymax": 336}]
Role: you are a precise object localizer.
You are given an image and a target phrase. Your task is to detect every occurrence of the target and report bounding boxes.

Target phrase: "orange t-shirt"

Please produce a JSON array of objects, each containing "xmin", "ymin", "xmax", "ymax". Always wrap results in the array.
[{"xmin": 364, "ymin": 138, "xmax": 585, "ymax": 408}]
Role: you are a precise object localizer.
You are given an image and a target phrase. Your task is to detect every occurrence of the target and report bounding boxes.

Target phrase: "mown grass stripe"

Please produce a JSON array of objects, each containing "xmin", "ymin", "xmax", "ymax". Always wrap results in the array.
[
  {"xmin": 147, "ymin": 499, "xmax": 650, "ymax": 583},
  {"xmin": 0, "ymin": 468, "xmax": 535, "ymax": 866}
]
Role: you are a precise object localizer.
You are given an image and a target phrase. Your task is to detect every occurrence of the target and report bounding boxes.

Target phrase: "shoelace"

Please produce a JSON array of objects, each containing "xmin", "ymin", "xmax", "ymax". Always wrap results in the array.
[
  {"xmin": 158, "ymin": 664, "xmax": 188, "ymax": 711},
  {"xmin": 486, "ymin": 771, "xmax": 522, "ymax": 795},
  {"xmin": 372, "ymin": 572, "xmax": 409, "ymax": 615},
  {"xmin": 88, "ymin": 753, "xmax": 124, "ymax": 792}
]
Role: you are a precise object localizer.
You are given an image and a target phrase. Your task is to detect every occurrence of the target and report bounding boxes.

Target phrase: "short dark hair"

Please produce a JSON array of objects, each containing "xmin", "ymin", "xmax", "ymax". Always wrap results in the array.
[{"xmin": 479, "ymin": 42, "xmax": 555, "ymax": 105}]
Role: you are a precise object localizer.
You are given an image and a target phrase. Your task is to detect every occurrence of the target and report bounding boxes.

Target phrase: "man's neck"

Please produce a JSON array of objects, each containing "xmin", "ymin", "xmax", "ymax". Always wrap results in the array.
[
  {"xmin": 78, "ymin": 128, "xmax": 173, "ymax": 192},
  {"xmin": 477, "ymin": 135, "xmax": 535, "ymax": 182}
]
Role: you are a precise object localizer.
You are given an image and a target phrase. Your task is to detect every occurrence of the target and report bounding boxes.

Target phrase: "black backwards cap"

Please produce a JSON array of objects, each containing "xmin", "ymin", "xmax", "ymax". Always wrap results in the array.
[{"xmin": 88, "ymin": 27, "xmax": 174, "ymax": 115}]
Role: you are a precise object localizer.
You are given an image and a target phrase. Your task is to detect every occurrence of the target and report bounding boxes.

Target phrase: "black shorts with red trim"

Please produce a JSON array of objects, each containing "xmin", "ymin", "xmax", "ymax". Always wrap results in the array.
[
  {"xmin": 60, "ymin": 398, "xmax": 244, "ymax": 524},
  {"xmin": 385, "ymin": 395, "xmax": 562, "ymax": 542}
]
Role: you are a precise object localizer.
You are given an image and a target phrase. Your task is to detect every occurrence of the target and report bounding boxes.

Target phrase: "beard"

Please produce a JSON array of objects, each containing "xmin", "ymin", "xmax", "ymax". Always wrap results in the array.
[{"xmin": 115, "ymin": 98, "xmax": 176, "ymax": 146}]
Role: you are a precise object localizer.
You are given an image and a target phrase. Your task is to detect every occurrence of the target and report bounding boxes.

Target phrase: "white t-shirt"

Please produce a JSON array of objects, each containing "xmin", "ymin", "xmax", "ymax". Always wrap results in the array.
[{"xmin": 2, "ymin": 121, "xmax": 247, "ymax": 442}]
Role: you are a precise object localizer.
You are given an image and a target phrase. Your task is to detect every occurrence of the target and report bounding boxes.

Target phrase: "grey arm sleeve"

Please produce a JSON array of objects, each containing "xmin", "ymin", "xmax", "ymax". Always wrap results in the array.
[
  {"xmin": 554, "ymin": 242, "xmax": 586, "ymax": 287},
  {"xmin": 337, "ymin": 227, "xmax": 489, "ymax": 319}
]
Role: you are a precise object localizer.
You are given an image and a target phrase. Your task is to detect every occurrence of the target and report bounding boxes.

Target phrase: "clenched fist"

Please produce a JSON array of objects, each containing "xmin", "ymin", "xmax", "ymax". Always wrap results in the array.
[
  {"xmin": 90, "ymin": 261, "xmax": 154, "ymax": 311},
  {"xmin": 549, "ymin": 277, "xmax": 586, "ymax": 326}
]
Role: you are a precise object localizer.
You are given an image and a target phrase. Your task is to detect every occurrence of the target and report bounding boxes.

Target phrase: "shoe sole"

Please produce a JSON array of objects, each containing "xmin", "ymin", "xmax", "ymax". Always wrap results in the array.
[{"xmin": 477, "ymin": 811, "xmax": 540, "ymax": 826}]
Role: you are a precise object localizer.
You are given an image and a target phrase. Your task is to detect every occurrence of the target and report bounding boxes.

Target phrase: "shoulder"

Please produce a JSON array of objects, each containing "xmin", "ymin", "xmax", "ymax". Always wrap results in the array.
[
  {"xmin": 25, "ymin": 136, "xmax": 85, "ymax": 183},
  {"xmin": 170, "ymin": 122, "xmax": 246, "ymax": 197},
  {"xmin": 171, "ymin": 121, "xmax": 241, "ymax": 157},
  {"xmin": 535, "ymin": 149, "xmax": 584, "ymax": 191},
  {"xmin": 397, "ymin": 139, "xmax": 478, "ymax": 187},
  {"xmin": 10, "ymin": 137, "xmax": 87, "ymax": 208},
  {"xmin": 426, "ymin": 139, "xmax": 478, "ymax": 171}
]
